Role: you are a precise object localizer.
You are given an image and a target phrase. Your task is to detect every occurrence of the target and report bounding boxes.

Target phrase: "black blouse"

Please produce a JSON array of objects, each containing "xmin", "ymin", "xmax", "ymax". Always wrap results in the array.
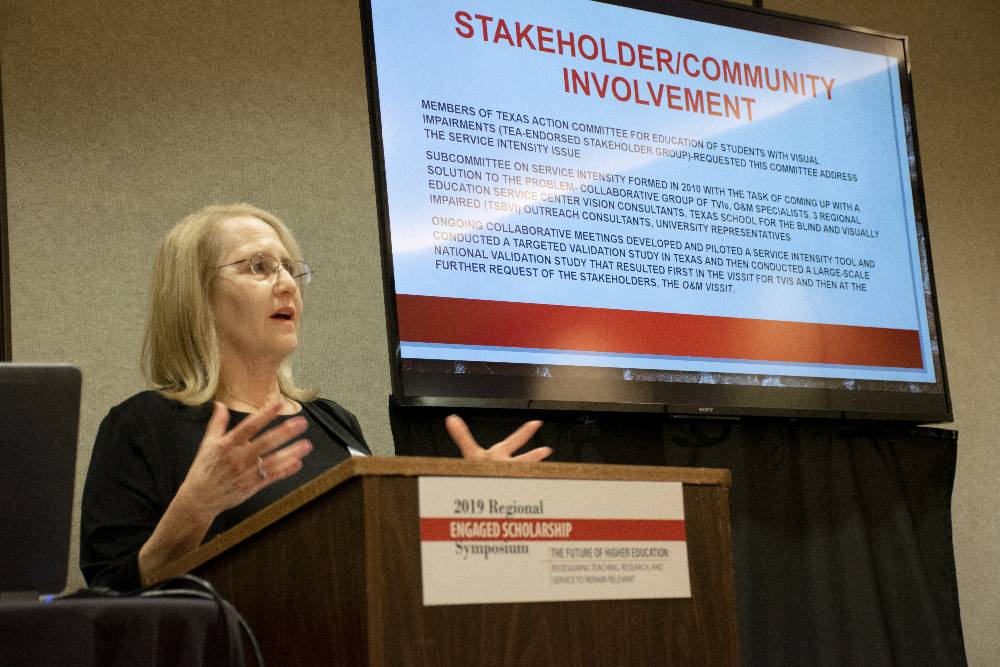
[{"xmin": 80, "ymin": 390, "xmax": 370, "ymax": 590}]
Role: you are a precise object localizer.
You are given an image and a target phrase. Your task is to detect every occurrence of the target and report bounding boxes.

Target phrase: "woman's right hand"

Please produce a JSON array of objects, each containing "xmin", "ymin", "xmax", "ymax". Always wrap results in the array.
[
  {"xmin": 175, "ymin": 401, "xmax": 313, "ymax": 521},
  {"xmin": 138, "ymin": 400, "xmax": 312, "ymax": 584}
]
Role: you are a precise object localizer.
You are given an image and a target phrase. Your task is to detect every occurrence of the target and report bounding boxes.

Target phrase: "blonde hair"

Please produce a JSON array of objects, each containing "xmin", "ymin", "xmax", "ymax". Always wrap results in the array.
[{"xmin": 142, "ymin": 203, "xmax": 317, "ymax": 405}]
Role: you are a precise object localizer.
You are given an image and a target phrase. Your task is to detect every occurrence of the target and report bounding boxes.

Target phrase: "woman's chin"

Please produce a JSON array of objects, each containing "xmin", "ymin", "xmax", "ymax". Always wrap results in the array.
[
  {"xmin": 263, "ymin": 334, "xmax": 300, "ymax": 363},
  {"xmin": 279, "ymin": 335, "xmax": 300, "ymax": 358}
]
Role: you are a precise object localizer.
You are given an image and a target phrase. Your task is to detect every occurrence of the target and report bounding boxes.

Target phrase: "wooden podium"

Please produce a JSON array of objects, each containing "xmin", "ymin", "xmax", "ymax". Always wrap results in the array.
[{"xmin": 154, "ymin": 458, "xmax": 739, "ymax": 665}]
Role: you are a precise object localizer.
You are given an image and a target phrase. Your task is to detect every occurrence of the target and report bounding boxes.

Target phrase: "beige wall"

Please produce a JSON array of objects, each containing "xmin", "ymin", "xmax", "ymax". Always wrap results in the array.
[
  {"xmin": 3, "ymin": 0, "xmax": 997, "ymax": 662},
  {"xmin": 0, "ymin": 0, "xmax": 390, "ymax": 590}
]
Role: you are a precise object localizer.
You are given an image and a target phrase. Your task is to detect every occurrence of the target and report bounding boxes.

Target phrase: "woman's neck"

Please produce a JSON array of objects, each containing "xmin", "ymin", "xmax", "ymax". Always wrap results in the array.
[{"xmin": 217, "ymin": 359, "xmax": 296, "ymax": 414}]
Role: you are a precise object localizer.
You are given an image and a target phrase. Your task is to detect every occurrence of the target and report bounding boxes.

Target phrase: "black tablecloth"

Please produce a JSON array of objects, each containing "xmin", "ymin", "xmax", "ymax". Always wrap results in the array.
[{"xmin": 0, "ymin": 597, "xmax": 246, "ymax": 666}]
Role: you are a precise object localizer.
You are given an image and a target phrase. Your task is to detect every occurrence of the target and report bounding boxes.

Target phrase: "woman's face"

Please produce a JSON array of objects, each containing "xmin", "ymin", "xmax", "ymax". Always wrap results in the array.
[{"xmin": 210, "ymin": 216, "xmax": 304, "ymax": 370}]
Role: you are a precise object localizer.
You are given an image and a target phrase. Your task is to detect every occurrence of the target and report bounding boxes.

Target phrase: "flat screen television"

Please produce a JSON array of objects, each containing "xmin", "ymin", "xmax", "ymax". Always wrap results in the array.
[{"xmin": 361, "ymin": 0, "xmax": 951, "ymax": 422}]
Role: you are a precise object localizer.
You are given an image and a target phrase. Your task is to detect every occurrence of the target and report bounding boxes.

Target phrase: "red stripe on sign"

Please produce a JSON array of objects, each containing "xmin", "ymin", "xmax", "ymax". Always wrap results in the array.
[
  {"xmin": 396, "ymin": 294, "xmax": 924, "ymax": 369},
  {"xmin": 420, "ymin": 518, "xmax": 687, "ymax": 542}
]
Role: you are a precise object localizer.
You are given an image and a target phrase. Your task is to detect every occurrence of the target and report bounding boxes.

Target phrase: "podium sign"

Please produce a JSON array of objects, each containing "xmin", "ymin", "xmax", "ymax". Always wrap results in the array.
[{"xmin": 418, "ymin": 477, "xmax": 690, "ymax": 605}]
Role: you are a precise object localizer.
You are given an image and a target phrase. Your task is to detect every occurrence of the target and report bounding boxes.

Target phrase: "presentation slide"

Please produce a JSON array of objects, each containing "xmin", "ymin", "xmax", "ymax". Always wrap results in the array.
[{"xmin": 370, "ymin": 0, "xmax": 936, "ymax": 384}]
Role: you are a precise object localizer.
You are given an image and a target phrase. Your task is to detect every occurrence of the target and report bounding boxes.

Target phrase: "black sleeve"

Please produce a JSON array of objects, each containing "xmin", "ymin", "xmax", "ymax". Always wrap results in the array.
[
  {"xmin": 341, "ymin": 407, "xmax": 369, "ymax": 454},
  {"xmin": 308, "ymin": 398, "xmax": 372, "ymax": 456},
  {"xmin": 79, "ymin": 402, "xmax": 168, "ymax": 591}
]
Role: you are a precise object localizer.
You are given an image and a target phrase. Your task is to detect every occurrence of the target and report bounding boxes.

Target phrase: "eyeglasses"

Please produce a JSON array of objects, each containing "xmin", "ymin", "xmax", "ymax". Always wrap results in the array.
[{"xmin": 216, "ymin": 253, "xmax": 312, "ymax": 286}]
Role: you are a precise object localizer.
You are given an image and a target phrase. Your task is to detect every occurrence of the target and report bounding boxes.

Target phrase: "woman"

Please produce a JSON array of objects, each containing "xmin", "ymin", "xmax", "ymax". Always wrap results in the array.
[{"xmin": 81, "ymin": 203, "xmax": 550, "ymax": 590}]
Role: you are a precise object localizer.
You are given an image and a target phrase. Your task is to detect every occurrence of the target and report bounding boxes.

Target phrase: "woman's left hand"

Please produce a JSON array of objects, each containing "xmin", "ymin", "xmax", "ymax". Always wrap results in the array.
[{"xmin": 445, "ymin": 415, "xmax": 552, "ymax": 462}]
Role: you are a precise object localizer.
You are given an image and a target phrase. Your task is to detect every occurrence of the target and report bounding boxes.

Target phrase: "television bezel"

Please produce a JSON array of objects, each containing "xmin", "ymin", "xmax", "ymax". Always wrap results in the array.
[{"xmin": 359, "ymin": 0, "xmax": 952, "ymax": 422}]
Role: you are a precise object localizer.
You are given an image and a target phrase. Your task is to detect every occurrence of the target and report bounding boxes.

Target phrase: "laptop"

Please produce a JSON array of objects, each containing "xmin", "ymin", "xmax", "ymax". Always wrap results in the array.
[{"xmin": 0, "ymin": 363, "xmax": 81, "ymax": 596}]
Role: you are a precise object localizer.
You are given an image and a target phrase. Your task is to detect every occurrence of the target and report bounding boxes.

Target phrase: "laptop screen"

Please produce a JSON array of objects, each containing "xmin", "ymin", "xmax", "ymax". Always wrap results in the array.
[{"xmin": 0, "ymin": 363, "xmax": 81, "ymax": 595}]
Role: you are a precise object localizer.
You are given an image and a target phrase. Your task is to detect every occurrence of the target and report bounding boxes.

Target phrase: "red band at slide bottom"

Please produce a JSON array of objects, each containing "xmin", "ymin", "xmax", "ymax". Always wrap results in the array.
[{"xmin": 396, "ymin": 294, "xmax": 923, "ymax": 369}]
